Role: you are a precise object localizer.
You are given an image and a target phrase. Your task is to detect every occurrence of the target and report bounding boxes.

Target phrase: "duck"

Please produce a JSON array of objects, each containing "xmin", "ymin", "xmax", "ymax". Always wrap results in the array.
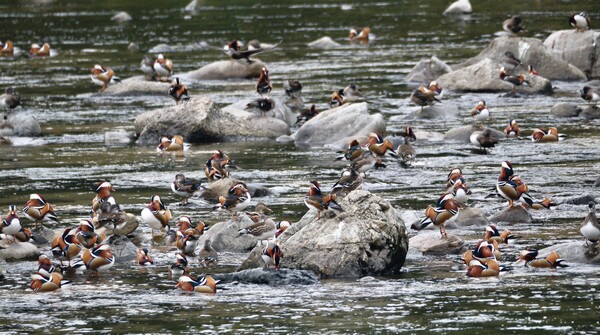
[
  {"xmin": 198, "ymin": 239, "xmax": 218, "ymax": 268},
  {"xmin": 343, "ymin": 83, "xmax": 362, "ymax": 100},
  {"xmin": 29, "ymin": 43, "xmax": 50, "ymax": 57},
  {"xmin": 330, "ymin": 89, "xmax": 347, "ymax": 107},
  {"xmin": 256, "ymin": 67, "xmax": 272, "ymax": 97},
  {"xmin": 245, "ymin": 202, "xmax": 273, "ymax": 223},
  {"xmin": 518, "ymin": 250, "xmax": 568, "ymax": 268},
  {"xmin": 470, "ymin": 127, "xmax": 499, "ymax": 153},
  {"xmin": 527, "ymin": 65, "xmax": 540, "ymax": 76},
  {"xmin": 524, "ymin": 196, "xmax": 556, "ymax": 210},
  {"xmin": 284, "ymin": 79, "xmax": 302, "ymax": 98},
  {"xmin": 275, "ymin": 221, "xmax": 291, "ymax": 238},
  {"xmin": 446, "ymin": 168, "xmax": 465, "ymax": 191},
  {"xmin": 176, "ymin": 216, "xmax": 205, "ymax": 235},
  {"xmin": 0, "ymin": 226, "xmax": 34, "ymax": 243},
  {"xmin": 82, "ymin": 244, "xmax": 115, "ymax": 272},
  {"xmin": 23, "ymin": 193, "xmax": 59, "ymax": 229},
  {"xmin": 153, "ymin": 54, "xmax": 173, "ymax": 81},
  {"xmin": 350, "ymin": 150, "xmax": 378, "ymax": 173},
  {"xmin": 503, "ymin": 16, "xmax": 526, "ymax": 35},
  {"xmin": 262, "ymin": 238, "xmax": 283, "ymax": 270},
  {"xmin": 168, "ymin": 77, "xmax": 189, "ymax": 105},
  {"xmin": 0, "ymin": 87, "xmax": 21, "ymax": 114},
  {"xmin": 135, "ymin": 248, "xmax": 154, "ymax": 266},
  {"xmin": 296, "ymin": 104, "xmax": 319, "ymax": 125},
  {"xmin": 484, "ymin": 225, "xmax": 514, "ymax": 244},
  {"xmin": 140, "ymin": 55, "xmax": 156, "ymax": 80},
  {"xmin": 176, "ymin": 274, "xmax": 219, "ymax": 293},
  {"xmin": 92, "ymin": 181, "xmax": 116, "ymax": 214},
  {"xmin": 466, "ymin": 259, "xmax": 500, "ymax": 277},
  {"xmin": 170, "ymin": 253, "xmax": 189, "ymax": 276},
  {"xmin": 75, "ymin": 219, "xmax": 102, "ymax": 249},
  {"xmin": 91, "ymin": 64, "xmax": 119, "ymax": 92},
  {"xmin": 580, "ymin": 86, "xmax": 600, "ymax": 106},
  {"xmin": 411, "ymin": 193, "xmax": 460, "ymax": 238},
  {"xmin": 470, "ymin": 101, "xmax": 490, "ymax": 122},
  {"xmin": 141, "ymin": 195, "xmax": 172, "ymax": 235},
  {"xmin": 496, "ymin": 161, "xmax": 534, "ymax": 208},
  {"xmin": 157, "ymin": 135, "xmax": 189, "ymax": 152},
  {"xmin": 245, "ymin": 97, "xmax": 276, "ymax": 117},
  {"xmin": 569, "ymin": 12, "xmax": 590, "ymax": 32},
  {"xmin": 238, "ymin": 215, "xmax": 277, "ymax": 240},
  {"xmin": 205, "ymin": 150, "xmax": 237, "ymax": 181},
  {"xmin": 0, "ymin": 40, "xmax": 14, "ymax": 57},
  {"xmin": 304, "ymin": 180, "xmax": 341, "ymax": 219},
  {"xmin": 0, "ymin": 205, "xmax": 22, "ymax": 242},
  {"xmin": 215, "ymin": 182, "xmax": 251, "ymax": 220},
  {"xmin": 335, "ymin": 139, "xmax": 366, "ymax": 162},
  {"xmin": 30, "ymin": 267, "xmax": 65, "ymax": 292},
  {"xmin": 96, "ymin": 202, "xmax": 128, "ymax": 232},
  {"xmin": 410, "ymin": 81, "xmax": 442, "ymax": 112},
  {"xmin": 223, "ymin": 39, "xmax": 280, "ymax": 64},
  {"xmin": 451, "ymin": 179, "xmax": 471, "ymax": 207},
  {"xmin": 366, "ymin": 132, "xmax": 399, "ymax": 166},
  {"xmin": 171, "ymin": 173, "xmax": 202, "ymax": 205},
  {"xmin": 51, "ymin": 228, "xmax": 82, "ymax": 266},
  {"xmin": 502, "ymin": 51, "xmax": 523, "ymax": 69},
  {"xmin": 176, "ymin": 230, "xmax": 200, "ymax": 256},
  {"xmin": 330, "ymin": 168, "xmax": 363, "ymax": 198},
  {"xmin": 349, "ymin": 27, "xmax": 372, "ymax": 43},
  {"xmin": 531, "ymin": 127, "xmax": 562, "ymax": 142},
  {"xmin": 397, "ymin": 127, "xmax": 417, "ymax": 166},
  {"xmin": 504, "ymin": 119, "xmax": 521, "ymax": 137},
  {"xmin": 471, "ymin": 240, "xmax": 497, "ymax": 262},
  {"xmin": 499, "ymin": 67, "xmax": 529, "ymax": 93},
  {"xmin": 580, "ymin": 202, "xmax": 600, "ymax": 246}
]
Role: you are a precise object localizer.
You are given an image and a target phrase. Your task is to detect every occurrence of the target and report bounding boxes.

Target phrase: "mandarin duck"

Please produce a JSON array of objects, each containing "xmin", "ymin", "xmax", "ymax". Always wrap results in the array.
[
  {"xmin": 256, "ymin": 67, "xmax": 272, "ymax": 97},
  {"xmin": 523, "ymin": 196, "xmax": 556, "ymax": 210},
  {"xmin": 580, "ymin": 86, "xmax": 600, "ymax": 106},
  {"xmin": 503, "ymin": 16, "xmax": 526, "ymax": 35},
  {"xmin": 466, "ymin": 259, "xmax": 500, "ymax": 277},
  {"xmin": 296, "ymin": 104, "xmax": 319, "ymax": 125},
  {"xmin": 198, "ymin": 239, "xmax": 218, "ymax": 268},
  {"xmin": 91, "ymin": 64, "xmax": 119, "ymax": 92},
  {"xmin": 92, "ymin": 181, "xmax": 116, "ymax": 214},
  {"xmin": 366, "ymin": 132, "xmax": 399, "ymax": 168},
  {"xmin": 0, "ymin": 87, "xmax": 20, "ymax": 115},
  {"xmin": 140, "ymin": 55, "xmax": 156, "ymax": 80},
  {"xmin": 0, "ymin": 40, "xmax": 14, "ymax": 57},
  {"xmin": 153, "ymin": 54, "xmax": 173, "ymax": 81},
  {"xmin": 262, "ymin": 238, "xmax": 283, "ymax": 270},
  {"xmin": 484, "ymin": 225, "xmax": 515, "ymax": 244},
  {"xmin": 446, "ymin": 168, "xmax": 465, "ymax": 191},
  {"xmin": 410, "ymin": 81, "xmax": 442, "ymax": 112},
  {"xmin": 223, "ymin": 39, "xmax": 280, "ymax": 64},
  {"xmin": 30, "ymin": 266, "xmax": 66, "ymax": 292},
  {"xmin": 157, "ymin": 135, "xmax": 189, "ymax": 152},
  {"xmin": 517, "ymin": 250, "xmax": 568, "ymax": 268},
  {"xmin": 330, "ymin": 89, "xmax": 347, "ymax": 107},
  {"xmin": 171, "ymin": 173, "xmax": 202, "ymax": 205},
  {"xmin": 330, "ymin": 168, "xmax": 363, "ymax": 198},
  {"xmin": 176, "ymin": 274, "xmax": 219, "ymax": 293},
  {"xmin": 335, "ymin": 139, "xmax": 366, "ymax": 162},
  {"xmin": 499, "ymin": 67, "xmax": 529, "ymax": 93},
  {"xmin": 23, "ymin": 193, "xmax": 59, "ymax": 229},
  {"xmin": 570, "ymin": 12, "xmax": 590, "ymax": 32},
  {"xmin": 527, "ymin": 65, "xmax": 540, "ymax": 76},
  {"xmin": 470, "ymin": 128, "xmax": 499, "ymax": 152},
  {"xmin": 504, "ymin": 119, "xmax": 521, "ymax": 137},
  {"xmin": 304, "ymin": 180, "xmax": 341, "ymax": 219},
  {"xmin": 0, "ymin": 205, "xmax": 22, "ymax": 242},
  {"xmin": 412, "ymin": 193, "xmax": 460, "ymax": 238},
  {"xmin": 451, "ymin": 179, "xmax": 471, "ymax": 207},
  {"xmin": 349, "ymin": 27, "xmax": 372, "ymax": 43},
  {"xmin": 75, "ymin": 219, "xmax": 103, "ymax": 249},
  {"xmin": 284, "ymin": 79, "xmax": 302, "ymax": 98},
  {"xmin": 397, "ymin": 127, "xmax": 417, "ymax": 166},
  {"xmin": 82, "ymin": 244, "xmax": 115, "ymax": 272},
  {"xmin": 141, "ymin": 195, "xmax": 172, "ymax": 235},
  {"xmin": 238, "ymin": 208, "xmax": 277, "ymax": 240},
  {"xmin": 170, "ymin": 253, "xmax": 189, "ymax": 276},
  {"xmin": 503, "ymin": 51, "xmax": 523, "ymax": 69},
  {"xmin": 135, "ymin": 248, "xmax": 154, "ymax": 266},
  {"xmin": 96, "ymin": 202, "xmax": 128, "ymax": 232},
  {"xmin": 205, "ymin": 150, "xmax": 236, "ymax": 181},
  {"xmin": 29, "ymin": 43, "xmax": 50, "ymax": 57},
  {"xmin": 176, "ymin": 230, "xmax": 200, "ymax": 256},
  {"xmin": 0, "ymin": 226, "xmax": 34, "ymax": 243},
  {"xmin": 580, "ymin": 202, "xmax": 600, "ymax": 246},
  {"xmin": 470, "ymin": 101, "xmax": 490, "ymax": 122},
  {"xmin": 215, "ymin": 182, "xmax": 251, "ymax": 220},
  {"xmin": 531, "ymin": 127, "xmax": 563, "ymax": 142},
  {"xmin": 51, "ymin": 228, "xmax": 82, "ymax": 266},
  {"xmin": 496, "ymin": 161, "xmax": 533, "ymax": 208},
  {"xmin": 275, "ymin": 221, "xmax": 291, "ymax": 238},
  {"xmin": 168, "ymin": 77, "xmax": 190, "ymax": 105},
  {"xmin": 245, "ymin": 97, "xmax": 276, "ymax": 117}
]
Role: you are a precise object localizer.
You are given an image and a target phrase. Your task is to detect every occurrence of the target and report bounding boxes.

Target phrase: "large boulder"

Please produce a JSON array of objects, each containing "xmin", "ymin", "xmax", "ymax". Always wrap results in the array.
[
  {"xmin": 550, "ymin": 102, "xmax": 581, "ymax": 118},
  {"xmin": 489, "ymin": 206, "xmax": 532, "ymax": 223},
  {"xmin": 453, "ymin": 207, "xmax": 490, "ymax": 227},
  {"xmin": 452, "ymin": 36, "xmax": 586, "ymax": 81},
  {"xmin": 539, "ymin": 242, "xmax": 600, "ymax": 264},
  {"xmin": 181, "ymin": 60, "xmax": 264, "ymax": 80},
  {"xmin": 134, "ymin": 96, "xmax": 290, "ymax": 145},
  {"xmin": 103, "ymin": 76, "xmax": 170, "ymax": 95},
  {"xmin": 274, "ymin": 190, "xmax": 408, "ymax": 278},
  {"xmin": 409, "ymin": 233, "xmax": 465, "ymax": 255},
  {"xmin": 544, "ymin": 30, "xmax": 600, "ymax": 79},
  {"xmin": 292, "ymin": 102, "xmax": 385, "ymax": 147},
  {"xmin": 444, "ymin": 125, "xmax": 504, "ymax": 143},
  {"xmin": 0, "ymin": 113, "xmax": 42, "ymax": 137},
  {"xmin": 198, "ymin": 216, "xmax": 260, "ymax": 253},
  {"xmin": 437, "ymin": 58, "xmax": 553, "ymax": 94},
  {"xmin": 213, "ymin": 268, "xmax": 319, "ymax": 286},
  {"xmin": 307, "ymin": 36, "xmax": 341, "ymax": 49},
  {"xmin": 0, "ymin": 241, "xmax": 40, "ymax": 261},
  {"xmin": 407, "ymin": 56, "xmax": 452, "ymax": 83},
  {"xmin": 106, "ymin": 235, "xmax": 138, "ymax": 264},
  {"xmin": 222, "ymin": 98, "xmax": 297, "ymax": 126}
]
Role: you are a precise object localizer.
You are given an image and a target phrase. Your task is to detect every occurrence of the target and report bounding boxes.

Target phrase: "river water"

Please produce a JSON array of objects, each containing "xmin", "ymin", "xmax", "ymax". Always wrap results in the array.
[{"xmin": 1, "ymin": 0, "xmax": 599, "ymax": 333}]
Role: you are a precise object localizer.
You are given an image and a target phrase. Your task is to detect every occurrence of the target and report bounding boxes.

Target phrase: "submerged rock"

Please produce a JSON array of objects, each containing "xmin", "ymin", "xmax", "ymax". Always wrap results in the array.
[
  {"xmin": 111, "ymin": 11, "xmax": 132, "ymax": 23},
  {"xmin": 292, "ymin": 102, "xmax": 385, "ymax": 147},
  {"xmin": 550, "ymin": 102, "xmax": 581, "ymax": 118},
  {"xmin": 443, "ymin": 0, "xmax": 472, "ymax": 15},
  {"xmin": 0, "ymin": 241, "xmax": 40, "ymax": 261},
  {"xmin": 407, "ymin": 56, "xmax": 452, "ymax": 83},
  {"xmin": 489, "ymin": 206, "xmax": 532, "ymax": 223},
  {"xmin": 453, "ymin": 36, "xmax": 586, "ymax": 81},
  {"xmin": 106, "ymin": 234, "xmax": 137, "ymax": 263},
  {"xmin": 563, "ymin": 194, "xmax": 596, "ymax": 206},
  {"xmin": 181, "ymin": 60, "xmax": 264, "ymax": 80},
  {"xmin": 409, "ymin": 233, "xmax": 465, "ymax": 255},
  {"xmin": 105, "ymin": 130, "xmax": 135, "ymax": 145},
  {"xmin": 307, "ymin": 36, "xmax": 341, "ymax": 49},
  {"xmin": 0, "ymin": 113, "xmax": 42, "ymax": 137},
  {"xmin": 213, "ymin": 268, "xmax": 319, "ymax": 286},
  {"xmin": 544, "ymin": 30, "xmax": 600, "ymax": 79},
  {"xmin": 103, "ymin": 76, "xmax": 169, "ymax": 95},
  {"xmin": 539, "ymin": 242, "xmax": 600, "ymax": 265},
  {"xmin": 198, "ymin": 216, "xmax": 260, "ymax": 253},
  {"xmin": 266, "ymin": 190, "xmax": 408, "ymax": 278}
]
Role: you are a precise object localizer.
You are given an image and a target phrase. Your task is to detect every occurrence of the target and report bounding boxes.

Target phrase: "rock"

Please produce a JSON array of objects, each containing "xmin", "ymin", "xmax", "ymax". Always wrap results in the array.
[
  {"xmin": 198, "ymin": 216, "xmax": 259, "ymax": 253},
  {"xmin": 222, "ymin": 98, "xmax": 297, "ymax": 126},
  {"xmin": 148, "ymin": 44, "xmax": 174, "ymax": 53},
  {"xmin": 544, "ymin": 30, "xmax": 600, "ymax": 79},
  {"xmin": 407, "ymin": 105, "xmax": 459, "ymax": 120},
  {"xmin": 247, "ymin": 183, "xmax": 270, "ymax": 198},
  {"xmin": 452, "ymin": 36, "xmax": 586, "ymax": 81},
  {"xmin": 550, "ymin": 102, "xmax": 581, "ymax": 118},
  {"xmin": 444, "ymin": 125, "xmax": 503, "ymax": 143},
  {"xmin": 539, "ymin": 242, "xmax": 600, "ymax": 264},
  {"xmin": 437, "ymin": 58, "xmax": 553, "ymax": 94},
  {"xmin": 106, "ymin": 235, "xmax": 137, "ymax": 264},
  {"xmin": 307, "ymin": 36, "xmax": 341, "ymax": 49},
  {"xmin": 407, "ymin": 56, "xmax": 452, "ymax": 83},
  {"xmin": 134, "ymin": 96, "xmax": 290, "ymax": 145},
  {"xmin": 580, "ymin": 105, "xmax": 600, "ymax": 120},
  {"xmin": 105, "ymin": 130, "xmax": 135, "ymax": 145},
  {"xmin": 489, "ymin": 206, "xmax": 532, "ymax": 223},
  {"xmin": 409, "ymin": 233, "xmax": 465, "ymax": 255},
  {"xmin": 31, "ymin": 227, "xmax": 55, "ymax": 245},
  {"xmin": 201, "ymin": 178, "xmax": 269, "ymax": 200},
  {"xmin": 181, "ymin": 60, "xmax": 264, "ymax": 80},
  {"xmin": 106, "ymin": 213, "xmax": 140, "ymax": 236},
  {"xmin": 443, "ymin": 0, "xmax": 472, "ymax": 15},
  {"xmin": 276, "ymin": 135, "xmax": 294, "ymax": 143},
  {"xmin": 111, "ymin": 11, "xmax": 132, "ymax": 23},
  {"xmin": 292, "ymin": 102, "xmax": 386, "ymax": 147},
  {"xmin": 594, "ymin": 176, "xmax": 600, "ymax": 188},
  {"xmin": 454, "ymin": 207, "xmax": 490, "ymax": 226},
  {"xmin": 272, "ymin": 190, "xmax": 408, "ymax": 278},
  {"xmin": 0, "ymin": 241, "xmax": 40, "ymax": 261},
  {"xmin": 184, "ymin": 0, "xmax": 200, "ymax": 12},
  {"xmin": 127, "ymin": 43, "xmax": 140, "ymax": 52},
  {"xmin": 103, "ymin": 76, "xmax": 170, "ymax": 95},
  {"xmin": 0, "ymin": 113, "xmax": 42, "ymax": 137},
  {"xmin": 563, "ymin": 194, "xmax": 596, "ymax": 206},
  {"xmin": 213, "ymin": 268, "xmax": 319, "ymax": 286}
]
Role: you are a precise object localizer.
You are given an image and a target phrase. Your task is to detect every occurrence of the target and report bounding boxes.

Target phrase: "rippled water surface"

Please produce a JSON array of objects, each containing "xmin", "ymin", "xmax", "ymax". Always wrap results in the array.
[{"xmin": 1, "ymin": 0, "xmax": 600, "ymax": 333}]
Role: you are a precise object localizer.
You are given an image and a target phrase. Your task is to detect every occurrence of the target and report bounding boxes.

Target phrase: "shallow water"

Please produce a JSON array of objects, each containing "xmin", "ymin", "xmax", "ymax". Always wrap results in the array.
[{"xmin": 1, "ymin": 0, "xmax": 600, "ymax": 333}]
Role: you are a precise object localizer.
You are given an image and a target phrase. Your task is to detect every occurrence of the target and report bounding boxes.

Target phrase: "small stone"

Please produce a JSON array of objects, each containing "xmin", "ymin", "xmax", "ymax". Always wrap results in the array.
[
  {"xmin": 409, "ymin": 233, "xmax": 465, "ymax": 255},
  {"xmin": 307, "ymin": 37, "xmax": 341, "ymax": 49},
  {"xmin": 489, "ymin": 206, "xmax": 532, "ymax": 223},
  {"xmin": 127, "ymin": 43, "xmax": 140, "ymax": 52},
  {"xmin": 443, "ymin": 0, "xmax": 472, "ymax": 15},
  {"xmin": 111, "ymin": 12, "xmax": 132, "ymax": 23}
]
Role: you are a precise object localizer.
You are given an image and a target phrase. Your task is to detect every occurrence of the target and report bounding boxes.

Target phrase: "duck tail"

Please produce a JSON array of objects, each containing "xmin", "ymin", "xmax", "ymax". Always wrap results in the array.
[{"xmin": 412, "ymin": 217, "xmax": 432, "ymax": 231}]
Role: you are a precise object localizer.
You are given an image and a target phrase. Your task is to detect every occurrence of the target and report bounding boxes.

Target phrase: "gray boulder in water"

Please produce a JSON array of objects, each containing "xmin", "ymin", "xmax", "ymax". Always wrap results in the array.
[
  {"xmin": 407, "ymin": 56, "xmax": 452, "ymax": 83},
  {"xmin": 106, "ymin": 235, "xmax": 138, "ymax": 264},
  {"xmin": 444, "ymin": 124, "xmax": 503, "ymax": 143},
  {"xmin": 0, "ymin": 113, "xmax": 42, "ymax": 137},
  {"xmin": 103, "ymin": 76, "xmax": 169, "ymax": 95},
  {"xmin": 409, "ymin": 233, "xmax": 465, "ymax": 255},
  {"xmin": 181, "ymin": 60, "xmax": 264, "ymax": 80},
  {"xmin": 0, "ymin": 241, "xmax": 40, "ymax": 261},
  {"xmin": 307, "ymin": 36, "xmax": 341, "ymax": 49},
  {"xmin": 539, "ymin": 242, "xmax": 600, "ymax": 265},
  {"xmin": 544, "ymin": 30, "xmax": 600, "ymax": 79},
  {"xmin": 550, "ymin": 102, "xmax": 582, "ymax": 118},
  {"xmin": 222, "ymin": 97, "xmax": 297, "ymax": 126},
  {"xmin": 213, "ymin": 268, "xmax": 319, "ymax": 286},
  {"xmin": 198, "ymin": 216, "xmax": 261, "ymax": 253},
  {"xmin": 489, "ymin": 206, "xmax": 532, "ymax": 223}
]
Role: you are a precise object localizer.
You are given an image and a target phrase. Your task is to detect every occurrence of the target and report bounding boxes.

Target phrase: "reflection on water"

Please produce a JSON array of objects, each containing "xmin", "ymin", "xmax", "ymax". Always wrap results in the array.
[{"xmin": 1, "ymin": 0, "xmax": 600, "ymax": 333}]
